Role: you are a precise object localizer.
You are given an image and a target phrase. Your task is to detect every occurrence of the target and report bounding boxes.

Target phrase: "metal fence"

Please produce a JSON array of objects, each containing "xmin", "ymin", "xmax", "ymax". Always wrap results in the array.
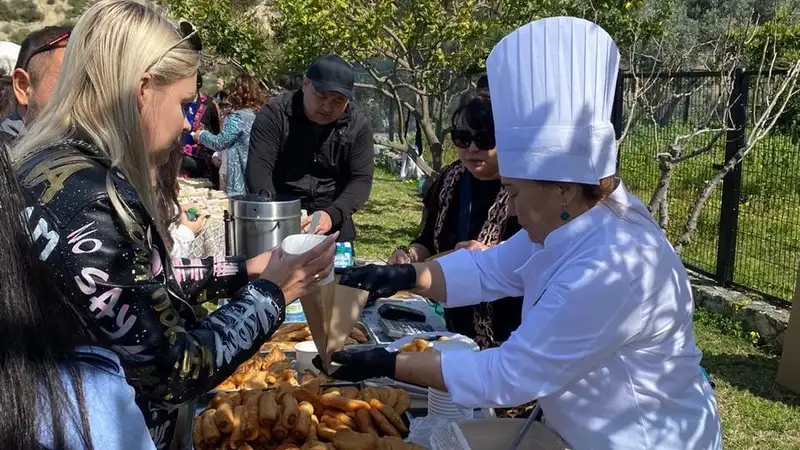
[
  {"xmin": 614, "ymin": 70, "xmax": 800, "ymax": 303},
  {"xmin": 353, "ymin": 68, "xmax": 800, "ymax": 303}
]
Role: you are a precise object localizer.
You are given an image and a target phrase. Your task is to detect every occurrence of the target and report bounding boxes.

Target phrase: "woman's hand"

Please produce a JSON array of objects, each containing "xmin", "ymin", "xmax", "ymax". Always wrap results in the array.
[
  {"xmin": 179, "ymin": 211, "xmax": 207, "ymax": 237},
  {"xmin": 387, "ymin": 248, "xmax": 411, "ymax": 265},
  {"xmin": 260, "ymin": 233, "xmax": 338, "ymax": 302},
  {"xmin": 454, "ymin": 240, "xmax": 488, "ymax": 251},
  {"xmin": 388, "ymin": 244, "xmax": 430, "ymax": 265}
]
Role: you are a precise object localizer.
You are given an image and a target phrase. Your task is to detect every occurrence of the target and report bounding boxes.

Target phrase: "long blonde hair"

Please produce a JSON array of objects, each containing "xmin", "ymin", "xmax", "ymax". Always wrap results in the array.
[{"xmin": 11, "ymin": 0, "xmax": 200, "ymax": 236}]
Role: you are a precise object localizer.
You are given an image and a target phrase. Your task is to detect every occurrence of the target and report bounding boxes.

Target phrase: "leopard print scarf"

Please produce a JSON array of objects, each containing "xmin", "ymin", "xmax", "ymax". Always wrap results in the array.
[{"xmin": 431, "ymin": 162, "xmax": 510, "ymax": 348}]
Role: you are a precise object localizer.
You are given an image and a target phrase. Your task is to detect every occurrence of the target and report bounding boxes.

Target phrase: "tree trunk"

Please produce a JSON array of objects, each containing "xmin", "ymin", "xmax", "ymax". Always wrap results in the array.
[
  {"xmin": 420, "ymin": 118, "xmax": 444, "ymax": 171},
  {"xmin": 674, "ymin": 165, "xmax": 730, "ymax": 252},
  {"xmin": 647, "ymin": 156, "xmax": 673, "ymax": 231},
  {"xmin": 373, "ymin": 138, "xmax": 435, "ymax": 178}
]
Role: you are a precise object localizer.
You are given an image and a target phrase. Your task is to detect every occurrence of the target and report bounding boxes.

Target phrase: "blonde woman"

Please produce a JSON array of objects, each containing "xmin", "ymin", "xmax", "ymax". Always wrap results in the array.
[{"xmin": 12, "ymin": 1, "xmax": 336, "ymax": 447}]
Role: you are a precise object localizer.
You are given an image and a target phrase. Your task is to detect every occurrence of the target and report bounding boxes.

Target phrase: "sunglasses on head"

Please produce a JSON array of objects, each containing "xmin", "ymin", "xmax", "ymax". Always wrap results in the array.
[
  {"xmin": 20, "ymin": 32, "xmax": 70, "ymax": 70},
  {"xmin": 146, "ymin": 20, "xmax": 202, "ymax": 72},
  {"xmin": 450, "ymin": 128, "xmax": 495, "ymax": 151},
  {"xmin": 177, "ymin": 21, "xmax": 203, "ymax": 52}
]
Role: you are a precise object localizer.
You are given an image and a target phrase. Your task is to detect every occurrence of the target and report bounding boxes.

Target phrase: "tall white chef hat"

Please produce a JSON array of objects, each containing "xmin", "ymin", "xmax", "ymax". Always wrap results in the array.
[{"xmin": 486, "ymin": 17, "xmax": 620, "ymax": 185}]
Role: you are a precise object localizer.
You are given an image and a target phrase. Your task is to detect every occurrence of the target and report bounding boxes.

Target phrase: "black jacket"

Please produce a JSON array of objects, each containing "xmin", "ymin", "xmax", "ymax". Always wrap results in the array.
[
  {"xmin": 17, "ymin": 137, "xmax": 286, "ymax": 448},
  {"xmin": 246, "ymin": 90, "xmax": 374, "ymax": 241}
]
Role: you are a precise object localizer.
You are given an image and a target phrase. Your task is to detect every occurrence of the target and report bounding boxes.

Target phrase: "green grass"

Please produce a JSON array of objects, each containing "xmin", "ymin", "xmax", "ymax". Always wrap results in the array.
[
  {"xmin": 353, "ymin": 165, "xmax": 800, "ymax": 448},
  {"xmin": 694, "ymin": 309, "xmax": 800, "ymax": 449},
  {"xmin": 353, "ymin": 165, "xmax": 422, "ymax": 261}
]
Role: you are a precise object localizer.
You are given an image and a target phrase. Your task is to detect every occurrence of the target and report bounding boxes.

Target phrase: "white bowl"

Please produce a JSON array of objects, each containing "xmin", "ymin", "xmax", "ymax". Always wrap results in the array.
[{"xmin": 295, "ymin": 341, "xmax": 319, "ymax": 374}]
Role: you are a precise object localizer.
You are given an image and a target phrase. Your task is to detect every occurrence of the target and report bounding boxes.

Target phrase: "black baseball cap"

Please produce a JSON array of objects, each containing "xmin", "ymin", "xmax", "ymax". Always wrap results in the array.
[{"xmin": 306, "ymin": 54, "xmax": 354, "ymax": 99}]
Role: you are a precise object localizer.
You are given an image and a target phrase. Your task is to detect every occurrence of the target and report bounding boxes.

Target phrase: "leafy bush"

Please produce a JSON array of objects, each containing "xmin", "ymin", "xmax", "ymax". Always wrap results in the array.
[{"xmin": 3, "ymin": 0, "xmax": 45, "ymax": 23}]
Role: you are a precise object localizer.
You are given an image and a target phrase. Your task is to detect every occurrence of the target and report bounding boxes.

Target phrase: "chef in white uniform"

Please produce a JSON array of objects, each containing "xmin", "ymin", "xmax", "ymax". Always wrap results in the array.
[{"xmin": 321, "ymin": 17, "xmax": 723, "ymax": 450}]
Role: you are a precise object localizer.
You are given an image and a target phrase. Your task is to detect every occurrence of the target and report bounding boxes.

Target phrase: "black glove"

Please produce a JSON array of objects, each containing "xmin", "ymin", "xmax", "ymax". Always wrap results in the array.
[
  {"xmin": 339, "ymin": 264, "xmax": 417, "ymax": 305},
  {"xmin": 312, "ymin": 348, "xmax": 397, "ymax": 382}
]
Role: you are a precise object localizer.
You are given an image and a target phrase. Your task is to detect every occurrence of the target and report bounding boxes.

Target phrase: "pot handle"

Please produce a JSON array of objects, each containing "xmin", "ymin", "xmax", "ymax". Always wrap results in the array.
[{"xmin": 223, "ymin": 209, "xmax": 235, "ymax": 256}]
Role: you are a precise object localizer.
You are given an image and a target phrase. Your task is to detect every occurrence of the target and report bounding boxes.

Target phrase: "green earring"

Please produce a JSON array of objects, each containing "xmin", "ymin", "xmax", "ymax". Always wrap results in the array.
[{"xmin": 560, "ymin": 205, "xmax": 570, "ymax": 221}]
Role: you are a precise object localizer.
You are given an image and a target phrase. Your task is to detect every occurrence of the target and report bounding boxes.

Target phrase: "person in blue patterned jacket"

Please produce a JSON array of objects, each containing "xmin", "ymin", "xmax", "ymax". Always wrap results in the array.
[{"xmin": 193, "ymin": 74, "xmax": 264, "ymax": 195}]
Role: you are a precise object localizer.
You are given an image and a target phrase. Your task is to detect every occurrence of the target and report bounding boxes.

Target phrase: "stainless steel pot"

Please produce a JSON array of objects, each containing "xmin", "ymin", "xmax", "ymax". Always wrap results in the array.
[{"xmin": 225, "ymin": 194, "xmax": 301, "ymax": 258}]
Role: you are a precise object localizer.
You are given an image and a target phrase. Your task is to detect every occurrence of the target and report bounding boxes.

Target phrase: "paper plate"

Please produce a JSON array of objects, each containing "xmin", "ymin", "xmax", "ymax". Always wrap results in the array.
[{"xmin": 386, "ymin": 332, "xmax": 478, "ymax": 353}]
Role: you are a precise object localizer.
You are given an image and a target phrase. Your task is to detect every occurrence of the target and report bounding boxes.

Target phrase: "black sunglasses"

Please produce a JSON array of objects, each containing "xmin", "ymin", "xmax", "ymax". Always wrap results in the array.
[
  {"xmin": 450, "ymin": 129, "xmax": 495, "ymax": 151},
  {"xmin": 146, "ymin": 20, "xmax": 202, "ymax": 72},
  {"xmin": 20, "ymin": 32, "xmax": 70, "ymax": 70},
  {"xmin": 178, "ymin": 21, "xmax": 203, "ymax": 52}
]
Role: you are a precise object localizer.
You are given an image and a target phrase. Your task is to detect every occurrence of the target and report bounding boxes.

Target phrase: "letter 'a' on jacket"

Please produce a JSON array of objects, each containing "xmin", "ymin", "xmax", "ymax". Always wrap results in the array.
[
  {"xmin": 246, "ymin": 89, "xmax": 374, "ymax": 242},
  {"xmin": 17, "ymin": 137, "xmax": 287, "ymax": 448}
]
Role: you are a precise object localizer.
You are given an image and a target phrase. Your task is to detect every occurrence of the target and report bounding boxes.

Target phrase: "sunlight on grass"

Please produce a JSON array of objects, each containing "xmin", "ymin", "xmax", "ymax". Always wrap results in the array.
[
  {"xmin": 694, "ymin": 309, "xmax": 800, "ymax": 449},
  {"xmin": 353, "ymin": 165, "xmax": 422, "ymax": 261}
]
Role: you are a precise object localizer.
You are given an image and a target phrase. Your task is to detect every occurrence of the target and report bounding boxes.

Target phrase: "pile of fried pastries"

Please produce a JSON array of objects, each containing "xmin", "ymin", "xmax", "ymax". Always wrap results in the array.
[
  {"xmin": 261, "ymin": 323, "xmax": 370, "ymax": 353},
  {"xmin": 215, "ymin": 347, "xmax": 297, "ymax": 391},
  {"xmin": 397, "ymin": 336, "xmax": 450, "ymax": 353},
  {"xmin": 194, "ymin": 376, "xmax": 424, "ymax": 450}
]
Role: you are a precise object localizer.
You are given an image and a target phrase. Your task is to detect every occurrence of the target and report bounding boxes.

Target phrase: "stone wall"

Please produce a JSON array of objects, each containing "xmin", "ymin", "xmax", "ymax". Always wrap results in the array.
[{"xmin": 688, "ymin": 271, "xmax": 790, "ymax": 350}]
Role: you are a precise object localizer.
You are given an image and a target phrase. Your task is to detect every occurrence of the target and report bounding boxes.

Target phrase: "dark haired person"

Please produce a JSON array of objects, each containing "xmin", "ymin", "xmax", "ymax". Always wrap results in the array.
[
  {"xmin": 194, "ymin": 74, "xmax": 265, "ymax": 195},
  {"xmin": 0, "ymin": 123, "xmax": 154, "ymax": 449},
  {"xmin": 247, "ymin": 54, "xmax": 374, "ymax": 241},
  {"xmin": 387, "ymin": 94, "xmax": 522, "ymax": 349},
  {"xmin": 1, "ymin": 25, "xmax": 71, "ymax": 146}
]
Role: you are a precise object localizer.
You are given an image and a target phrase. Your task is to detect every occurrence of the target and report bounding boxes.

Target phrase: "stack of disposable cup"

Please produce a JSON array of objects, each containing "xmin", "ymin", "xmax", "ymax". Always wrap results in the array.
[{"xmin": 427, "ymin": 339, "xmax": 479, "ymax": 420}]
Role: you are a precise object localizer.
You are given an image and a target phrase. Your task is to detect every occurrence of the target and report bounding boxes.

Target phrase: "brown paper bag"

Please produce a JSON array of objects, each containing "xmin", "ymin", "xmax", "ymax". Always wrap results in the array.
[{"xmin": 299, "ymin": 275, "xmax": 370, "ymax": 371}]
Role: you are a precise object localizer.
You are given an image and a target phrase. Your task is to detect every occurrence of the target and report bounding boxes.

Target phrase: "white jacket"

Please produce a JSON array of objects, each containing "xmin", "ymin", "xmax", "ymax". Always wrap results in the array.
[{"xmin": 437, "ymin": 183, "xmax": 722, "ymax": 450}]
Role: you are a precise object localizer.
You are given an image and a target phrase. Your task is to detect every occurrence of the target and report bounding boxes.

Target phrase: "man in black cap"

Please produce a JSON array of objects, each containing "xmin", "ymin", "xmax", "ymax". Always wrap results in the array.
[{"xmin": 247, "ymin": 54, "xmax": 374, "ymax": 242}]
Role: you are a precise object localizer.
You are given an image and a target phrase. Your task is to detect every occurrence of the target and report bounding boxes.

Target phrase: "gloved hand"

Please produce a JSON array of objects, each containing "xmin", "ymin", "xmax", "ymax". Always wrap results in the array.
[
  {"xmin": 339, "ymin": 264, "xmax": 417, "ymax": 305},
  {"xmin": 312, "ymin": 348, "xmax": 397, "ymax": 382}
]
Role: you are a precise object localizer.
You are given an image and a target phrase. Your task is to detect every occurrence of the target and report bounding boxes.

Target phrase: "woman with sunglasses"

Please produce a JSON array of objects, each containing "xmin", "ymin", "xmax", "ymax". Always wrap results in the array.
[
  {"xmin": 11, "ymin": 1, "xmax": 335, "ymax": 448},
  {"xmin": 387, "ymin": 94, "xmax": 523, "ymax": 349}
]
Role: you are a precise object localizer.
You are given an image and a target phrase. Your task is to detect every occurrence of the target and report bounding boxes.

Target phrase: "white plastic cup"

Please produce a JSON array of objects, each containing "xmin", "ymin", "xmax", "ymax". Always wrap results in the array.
[
  {"xmin": 295, "ymin": 341, "xmax": 319, "ymax": 374},
  {"xmin": 280, "ymin": 234, "xmax": 335, "ymax": 285}
]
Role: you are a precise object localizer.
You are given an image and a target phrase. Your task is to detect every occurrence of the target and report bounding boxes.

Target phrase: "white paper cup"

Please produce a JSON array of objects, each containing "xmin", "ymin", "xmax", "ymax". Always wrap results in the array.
[
  {"xmin": 280, "ymin": 234, "xmax": 335, "ymax": 284},
  {"xmin": 295, "ymin": 341, "xmax": 319, "ymax": 374}
]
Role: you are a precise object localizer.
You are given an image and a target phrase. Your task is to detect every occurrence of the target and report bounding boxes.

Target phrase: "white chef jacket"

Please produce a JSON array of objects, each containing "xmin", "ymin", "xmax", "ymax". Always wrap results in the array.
[{"xmin": 437, "ymin": 182, "xmax": 722, "ymax": 450}]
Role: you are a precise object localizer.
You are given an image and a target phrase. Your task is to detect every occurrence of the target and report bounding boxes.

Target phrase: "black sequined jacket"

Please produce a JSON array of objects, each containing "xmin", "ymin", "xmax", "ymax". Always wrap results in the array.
[{"xmin": 16, "ymin": 138, "xmax": 286, "ymax": 447}]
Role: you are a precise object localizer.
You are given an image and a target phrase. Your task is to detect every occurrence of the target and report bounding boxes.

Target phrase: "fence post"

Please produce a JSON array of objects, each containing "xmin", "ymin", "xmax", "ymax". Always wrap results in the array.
[
  {"xmin": 388, "ymin": 98, "xmax": 396, "ymax": 141},
  {"xmin": 716, "ymin": 69, "xmax": 748, "ymax": 286},
  {"xmin": 612, "ymin": 70, "xmax": 624, "ymax": 172}
]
